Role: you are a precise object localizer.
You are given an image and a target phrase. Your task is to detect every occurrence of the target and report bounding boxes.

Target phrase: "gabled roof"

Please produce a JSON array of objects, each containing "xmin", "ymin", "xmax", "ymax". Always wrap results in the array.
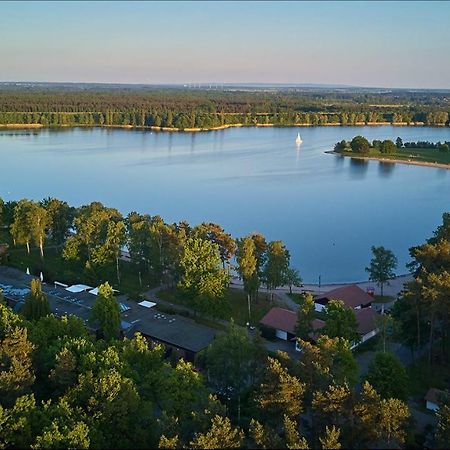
[
  {"xmin": 259, "ymin": 307, "xmax": 297, "ymax": 334},
  {"xmin": 315, "ymin": 284, "xmax": 373, "ymax": 309},
  {"xmin": 425, "ymin": 388, "xmax": 446, "ymax": 405},
  {"xmin": 354, "ymin": 307, "xmax": 378, "ymax": 335}
]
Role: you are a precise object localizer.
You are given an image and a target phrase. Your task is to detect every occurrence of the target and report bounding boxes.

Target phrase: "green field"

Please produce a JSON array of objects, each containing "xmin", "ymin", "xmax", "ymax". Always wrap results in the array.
[{"xmin": 338, "ymin": 147, "xmax": 450, "ymax": 166}]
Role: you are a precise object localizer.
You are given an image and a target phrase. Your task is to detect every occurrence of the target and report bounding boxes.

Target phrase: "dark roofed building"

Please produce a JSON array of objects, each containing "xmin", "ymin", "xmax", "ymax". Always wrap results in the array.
[
  {"xmin": 121, "ymin": 301, "xmax": 218, "ymax": 362},
  {"xmin": 314, "ymin": 284, "xmax": 373, "ymax": 312},
  {"xmin": 0, "ymin": 266, "xmax": 218, "ymax": 362}
]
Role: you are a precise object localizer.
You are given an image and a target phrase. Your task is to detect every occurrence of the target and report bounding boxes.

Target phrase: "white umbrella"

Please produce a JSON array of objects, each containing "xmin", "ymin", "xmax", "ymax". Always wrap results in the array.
[
  {"xmin": 40, "ymin": 272, "xmax": 44, "ymax": 282},
  {"xmin": 26, "ymin": 267, "xmax": 30, "ymax": 275}
]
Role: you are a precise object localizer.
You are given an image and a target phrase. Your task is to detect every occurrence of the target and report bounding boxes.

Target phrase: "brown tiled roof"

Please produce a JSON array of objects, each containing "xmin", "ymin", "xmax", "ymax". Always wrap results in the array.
[
  {"xmin": 425, "ymin": 388, "xmax": 446, "ymax": 405},
  {"xmin": 259, "ymin": 307, "xmax": 297, "ymax": 334},
  {"xmin": 354, "ymin": 307, "xmax": 378, "ymax": 335},
  {"xmin": 316, "ymin": 284, "xmax": 373, "ymax": 309}
]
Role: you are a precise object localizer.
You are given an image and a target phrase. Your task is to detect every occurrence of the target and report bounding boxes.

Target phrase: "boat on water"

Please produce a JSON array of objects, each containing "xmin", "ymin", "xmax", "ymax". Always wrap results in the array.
[{"xmin": 295, "ymin": 132, "xmax": 302, "ymax": 145}]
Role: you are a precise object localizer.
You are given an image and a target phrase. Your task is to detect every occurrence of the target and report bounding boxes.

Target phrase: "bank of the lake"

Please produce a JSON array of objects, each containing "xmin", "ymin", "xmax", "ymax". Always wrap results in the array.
[
  {"xmin": 0, "ymin": 120, "xmax": 441, "ymax": 133},
  {"xmin": 329, "ymin": 148, "xmax": 450, "ymax": 170}
]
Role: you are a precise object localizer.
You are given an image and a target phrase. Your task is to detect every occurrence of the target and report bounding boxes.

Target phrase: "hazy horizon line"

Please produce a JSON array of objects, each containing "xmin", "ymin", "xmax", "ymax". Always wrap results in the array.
[{"xmin": 2, "ymin": 80, "xmax": 450, "ymax": 92}]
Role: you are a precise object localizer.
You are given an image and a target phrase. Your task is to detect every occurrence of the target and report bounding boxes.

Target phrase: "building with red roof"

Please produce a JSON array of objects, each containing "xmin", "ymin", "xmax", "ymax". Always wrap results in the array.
[
  {"xmin": 259, "ymin": 304, "xmax": 379, "ymax": 350},
  {"xmin": 314, "ymin": 284, "xmax": 373, "ymax": 312}
]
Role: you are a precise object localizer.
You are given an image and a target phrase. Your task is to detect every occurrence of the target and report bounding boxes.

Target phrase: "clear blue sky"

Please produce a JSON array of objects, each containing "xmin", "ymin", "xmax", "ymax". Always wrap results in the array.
[{"xmin": 1, "ymin": 1, "xmax": 449, "ymax": 88}]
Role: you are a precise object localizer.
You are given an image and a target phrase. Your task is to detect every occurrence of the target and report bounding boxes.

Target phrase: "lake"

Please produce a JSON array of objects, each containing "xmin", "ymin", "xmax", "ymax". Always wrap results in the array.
[{"xmin": 1, "ymin": 125, "xmax": 450, "ymax": 283}]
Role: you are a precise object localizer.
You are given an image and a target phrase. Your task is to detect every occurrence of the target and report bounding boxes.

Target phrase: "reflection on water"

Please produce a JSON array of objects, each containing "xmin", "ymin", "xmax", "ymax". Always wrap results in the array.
[
  {"xmin": 1, "ymin": 125, "xmax": 450, "ymax": 283},
  {"xmin": 378, "ymin": 161, "xmax": 396, "ymax": 178},
  {"xmin": 349, "ymin": 157, "xmax": 369, "ymax": 178}
]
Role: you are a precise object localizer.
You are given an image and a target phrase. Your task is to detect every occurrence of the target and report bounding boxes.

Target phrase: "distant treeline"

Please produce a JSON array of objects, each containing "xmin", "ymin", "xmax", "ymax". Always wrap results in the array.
[{"xmin": 0, "ymin": 89, "xmax": 449, "ymax": 129}]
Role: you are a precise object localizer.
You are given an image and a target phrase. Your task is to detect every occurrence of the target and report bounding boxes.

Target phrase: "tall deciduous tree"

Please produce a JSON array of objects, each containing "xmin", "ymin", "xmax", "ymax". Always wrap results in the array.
[
  {"xmin": 90, "ymin": 282, "xmax": 121, "ymax": 341},
  {"xmin": 193, "ymin": 223, "xmax": 236, "ymax": 270},
  {"xmin": 63, "ymin": 202, "xmax": 125, "ymax": 274},
  {"xmin": 236, "ymin": 236, "xmax": 258, "ymax": 320},
  {"xmin": 178, "ymin": 237, "xmax": 229, "ymax": 316},
  {"xmin": 263, "ymin": 241, "xmax": 290, "ymax": 293},
  {"xmin": 10, "ymin": 199, "xmax": 34, "ymax": 254},
  {"xmin": 41, "ymin": 197, "xmax": 75, "ymax": 245},
  {"xmin": 365, "ymin": 246, "xmax": 397, "ymax": 299}
]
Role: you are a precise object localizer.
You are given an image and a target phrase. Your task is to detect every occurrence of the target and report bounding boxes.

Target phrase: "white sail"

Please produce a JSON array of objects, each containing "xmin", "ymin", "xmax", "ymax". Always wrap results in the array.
[{"xmin": 295, "ymin": 132, "xmax": 302, "ymax": 145}]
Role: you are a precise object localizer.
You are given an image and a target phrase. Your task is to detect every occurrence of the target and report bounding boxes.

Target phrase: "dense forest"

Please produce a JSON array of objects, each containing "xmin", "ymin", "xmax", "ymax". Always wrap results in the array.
[
  {"xmin": 0, "ymin": 87, "xmax": 449, "ymax": 129},
  {"xmin": 1, "ymin": 196, "xmax": 450, "ymax": 448}
]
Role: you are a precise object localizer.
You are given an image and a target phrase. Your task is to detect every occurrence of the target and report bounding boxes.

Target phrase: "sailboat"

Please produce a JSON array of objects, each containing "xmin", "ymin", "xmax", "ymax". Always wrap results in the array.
[{"xmin": 295, "ymin": 132, "xmax": 302, "ymax": 145}]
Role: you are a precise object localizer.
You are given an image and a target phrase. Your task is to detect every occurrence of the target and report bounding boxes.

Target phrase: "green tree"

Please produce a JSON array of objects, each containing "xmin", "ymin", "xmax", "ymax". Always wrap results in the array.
[
  {"xmin": 435, "ymin": 393, "xmax": 450, "ymax": 449},
  {"xmin": 90, "ymin": 282, "xmax": 121, "ymax": 341},
  {"xmin": 257, "ymin": 356, "xmax": 305, "ymax": 423},
  {"xmin": 189, "ymin": 415, "xmax": 244, "ymax": 449},
  {"xmin": 63, "ymin": 202, "xmax": 125, "ymax": 275},
  {"xmin": 178, "ymin": 237, "xmax": 229, "ymax": 316},
  {"xmin": 202, "ymin": 321, "xmax": 265, "ymax": 422},
  {"xmin": 193, "ymin": 223, "xmax": 237, "ymax": 270},
  {"xmin": 322, "ymin": 300, "xmax": 359, "ymax": 345},
  {"xmin": 22, "ymin": 279, "xmax": 51, "ymax": 322},
  {"xmin": 283, "ymin": 415, "xmax": 309, "ymax": 449},
  {"xmin": 319, "ymin": 425, "xmax": 341, "ymax": 449},
  {"xmin": 0, "ymin": 327, "xmax": 35, "ymax": 405},
  {"xmin": 295, "ymin": 293, "xmax": 315, "ymax": 341},
  {"xmin": 263, "ymin": 240, "xmax": 290, "ymax": 294},
  {"xmin": 248, "ymin": 419, "xmax": 283, "ymax": 449},
  {"xmin": 350, "ymin": 136, "xmax": 371, "ymax": 153},
  {"xmin": 395, "ymin": 137, "xmax": 403, "ymax": 149},
  {"xmin": 380, "ymin": 140, "xmax": 396, "ymax": 154},
  {"xmin": 10, "ymin": 199, "xmax": 34, "ymax": 254},
  {"xmin": 29, "ymin": 203, "xmax": 49, "ymax": 259},
  {"xmin": 285, "ymin": 267, "xmax": 302, "ymax": 294},
  {"xmin": 298, "ymin": 336, "xmax": 358, "ymax": 389},
  {"xmin": 41, "ymin": 197, "xmax": 75, "ymax": 245},
  {"xmin": 236, "ymin": 236, "xmax": 259, "ymax": 320},
  {"xmin": 365, "ymin": 246, "xmax": 398, "ymax": 299},
  {"xmin": 365, "ymin": 352, "xmax": 409, "ymax": 400},
  {"xmin": 378, "ymin": 397, "xmax": 410, "ymax": 445}
]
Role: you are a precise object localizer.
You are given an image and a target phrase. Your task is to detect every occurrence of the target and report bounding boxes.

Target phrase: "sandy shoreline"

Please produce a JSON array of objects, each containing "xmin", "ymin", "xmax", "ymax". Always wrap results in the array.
[
  {"xmin": 0, "ymin": 122, "xmax": 444, "ymax": 133},
  {"xmin": 328, "ymin": 150, "xmax": 450, "ymax": 170}
]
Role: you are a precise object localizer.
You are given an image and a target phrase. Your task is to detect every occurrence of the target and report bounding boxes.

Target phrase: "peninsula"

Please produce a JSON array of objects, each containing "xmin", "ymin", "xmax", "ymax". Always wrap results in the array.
[{"xmin": 331, "ymin": 136, "xmax": 450, "ymax": 169}]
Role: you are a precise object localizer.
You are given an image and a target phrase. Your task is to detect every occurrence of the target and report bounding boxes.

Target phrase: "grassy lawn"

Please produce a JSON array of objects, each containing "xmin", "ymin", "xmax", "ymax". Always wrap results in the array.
[
  {"xmin": 338, "ymin": 147, "xmax": 450, "ymax": 165},
  {"xmin": 157, "ymin": 288, "xmax": 273, "ymax": 327},
  {"xmin": 408, "ymin": 355, "xmax": 450, "ymax": 398},
  {"xmin": 3, "ymin": 243, "xmax": 155, "ymax": 296}
]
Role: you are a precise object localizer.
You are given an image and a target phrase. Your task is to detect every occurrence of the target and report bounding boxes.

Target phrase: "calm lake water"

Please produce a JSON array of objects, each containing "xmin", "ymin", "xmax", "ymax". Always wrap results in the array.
[{"xmin": 1, "ymin": 125, "xmax": 450, "ymax": 283}]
